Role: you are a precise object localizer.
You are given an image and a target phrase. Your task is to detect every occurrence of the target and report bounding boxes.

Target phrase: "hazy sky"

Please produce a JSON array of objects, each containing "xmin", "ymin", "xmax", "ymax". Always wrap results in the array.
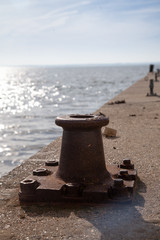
[{"xmin": 0, "ymin": 0, "xmax": 160, "ymax": 65}]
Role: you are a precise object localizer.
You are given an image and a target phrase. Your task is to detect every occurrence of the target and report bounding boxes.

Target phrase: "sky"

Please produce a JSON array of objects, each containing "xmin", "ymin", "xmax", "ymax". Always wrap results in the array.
[{"xmin": 0, "ymin": 0, "xmax": 160, "ymax": 65}]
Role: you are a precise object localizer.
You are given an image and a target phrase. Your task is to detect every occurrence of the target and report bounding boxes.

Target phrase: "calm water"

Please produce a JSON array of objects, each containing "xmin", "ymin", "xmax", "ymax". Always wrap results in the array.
[{"xmin": 0, "ymin": 64, "xmax": 149, "ymax": 177}]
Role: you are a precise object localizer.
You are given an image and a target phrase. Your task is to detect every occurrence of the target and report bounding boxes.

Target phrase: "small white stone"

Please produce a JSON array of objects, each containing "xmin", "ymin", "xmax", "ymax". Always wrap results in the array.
[{"xmin": 4, "ymin": 224, "xmax": 10, "ymax": 229}]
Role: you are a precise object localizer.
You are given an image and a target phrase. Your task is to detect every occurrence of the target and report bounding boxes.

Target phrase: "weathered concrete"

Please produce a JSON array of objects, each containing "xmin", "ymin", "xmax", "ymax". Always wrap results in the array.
[{"xmin": 0, "ymin": 72, "xmax": 160, "ymax": 240}]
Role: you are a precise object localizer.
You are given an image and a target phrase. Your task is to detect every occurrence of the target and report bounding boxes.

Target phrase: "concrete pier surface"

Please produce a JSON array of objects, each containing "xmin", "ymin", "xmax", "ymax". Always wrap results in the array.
[{"xmin": 0, "ymin": 72, "xmax": 160, "ymax": 240}]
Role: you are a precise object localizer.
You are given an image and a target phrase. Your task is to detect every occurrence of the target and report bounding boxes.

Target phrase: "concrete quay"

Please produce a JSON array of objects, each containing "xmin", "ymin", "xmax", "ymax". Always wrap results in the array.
[{"xmin": 0, "ymin": 72, "xmax": 160, "ymax": 240}]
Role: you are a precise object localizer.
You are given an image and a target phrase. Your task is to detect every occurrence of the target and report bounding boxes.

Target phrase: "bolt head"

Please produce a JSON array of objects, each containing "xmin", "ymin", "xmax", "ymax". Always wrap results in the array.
[
  {"xmin": 123, "ymin": 159, "xmax": 131, "ymax": 165},
  {"xmin": 33, "ymin": 168, "xmax": 48, "ymax": 176},
  {"xmin": 45, "ymin": 160, "xmax": 58, "ymax": 166},
  {"xmin": 120, "ymin": 170, "xmax": 128, "ymax": 175},
  {"xmin": 114, "ymin": 178, "xmax": 123, "ymax": 188},
  {"xmin": 20, "ymin": 179, "xmax": 38, "ymax": 193}
]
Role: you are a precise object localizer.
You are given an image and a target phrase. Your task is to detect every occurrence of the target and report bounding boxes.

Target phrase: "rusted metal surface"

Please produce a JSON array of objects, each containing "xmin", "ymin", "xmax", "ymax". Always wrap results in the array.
[
  {"xmin": 19, "ymin": 162, "xmax": 137, "ymax": 203},
  {"xmin": 19, "ymin": 114, "xmax": 137, "ymax": 204},
  {"xmin": 55, "ymin": 114, "xmax": 110, "ymax": 184}
]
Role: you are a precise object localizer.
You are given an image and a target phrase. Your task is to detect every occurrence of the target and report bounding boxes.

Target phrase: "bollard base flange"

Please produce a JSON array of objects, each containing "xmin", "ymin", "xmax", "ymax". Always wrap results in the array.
[{"xmin": 19, "ymin": 160, "xmax": 137, "ymax": 204}]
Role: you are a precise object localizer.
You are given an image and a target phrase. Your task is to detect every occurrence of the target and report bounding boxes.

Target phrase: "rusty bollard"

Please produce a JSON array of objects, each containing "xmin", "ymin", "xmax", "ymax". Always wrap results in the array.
[
  {"xmin": 147, "ymin": 79, "xmax": 157, "ymax": 96},
  {"xmin": 155, "ymin": 73, "xmax": 158, "ymax": 82},
  {"xmin": 150, "ymin": 79, "xmax": 154, "ymax": 95},
  {"xmin": 55, "ymin": 114, "xmax": 112, "ymax": 184},
  {"xmin": 149, "ymin": 64, "xmax": 154, "ymax": 72},
  {"xmin": 19, "ymin": 114, "xmax": 137, "ymax": 203}
]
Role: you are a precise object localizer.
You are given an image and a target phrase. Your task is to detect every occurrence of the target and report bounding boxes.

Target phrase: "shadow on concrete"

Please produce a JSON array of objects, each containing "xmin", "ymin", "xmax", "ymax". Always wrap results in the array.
[
  {"xmin": 104, "ymin": 136, "xmax": 120, "ymax": 140},
  {"xmin": 22, "ymin": 178, "xmax": 160, "ymax": 240},
  {"xmin": 146, "ymin": 94, "xmax": 160, "ymax": 98}
]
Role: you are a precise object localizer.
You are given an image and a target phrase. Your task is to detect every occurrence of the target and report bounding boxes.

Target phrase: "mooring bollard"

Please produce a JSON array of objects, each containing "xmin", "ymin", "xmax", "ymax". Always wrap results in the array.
[
  {"xmin": 157, "ymin": 69, "xmax": 160, "ymax": 76},
  {"xmin": 155, "ymin": 73, "xmax": 158, "ymax": 82},
  {"xmin": 146, "ymin": 79, "xmax": 157, "ymax": 96},
  {"xmin": 19, "ymin": 114, "xmax": 137, "ymax": 203},
  {"xmin": 149, "ymin": 64, "xmax": 154, "ymax": 72},
  {"xmin": 150, "ymin": 79, "xmax": 154, "ymax": 95},
  {"xmin": 55, "ymin": 114, "xmax": 111, "ymax": 183}
]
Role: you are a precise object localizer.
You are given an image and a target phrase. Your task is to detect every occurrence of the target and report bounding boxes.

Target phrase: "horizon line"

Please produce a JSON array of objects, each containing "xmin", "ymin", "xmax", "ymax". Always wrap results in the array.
[{"xmin": 0, "ymin": 62, "xmax": 160, "ymax": 68}]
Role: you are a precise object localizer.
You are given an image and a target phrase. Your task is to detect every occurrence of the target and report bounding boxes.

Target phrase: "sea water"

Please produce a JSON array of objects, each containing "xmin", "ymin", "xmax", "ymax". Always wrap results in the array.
[{"xmin": 0, "ymin": 64, "xmax": 150, "ymax": 177}]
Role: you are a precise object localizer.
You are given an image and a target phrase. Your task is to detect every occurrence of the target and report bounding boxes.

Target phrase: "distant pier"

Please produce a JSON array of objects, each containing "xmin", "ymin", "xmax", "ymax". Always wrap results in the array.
[{"xmin": 0, "ymin": 70, "xmax": 160, "ymax": 240}]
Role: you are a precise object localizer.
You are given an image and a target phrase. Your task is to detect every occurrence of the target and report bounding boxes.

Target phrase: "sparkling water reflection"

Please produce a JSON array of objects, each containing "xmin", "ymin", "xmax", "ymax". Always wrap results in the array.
[{"xmin": 0, "ymin": 65, "xmax": 149, "ymax": 176}]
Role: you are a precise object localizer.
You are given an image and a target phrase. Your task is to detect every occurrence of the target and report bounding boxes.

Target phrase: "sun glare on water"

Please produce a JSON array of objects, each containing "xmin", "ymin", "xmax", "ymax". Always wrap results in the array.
[{"xmin": 0, "ymin": 67, "xmax": 42, "ymax": 115}]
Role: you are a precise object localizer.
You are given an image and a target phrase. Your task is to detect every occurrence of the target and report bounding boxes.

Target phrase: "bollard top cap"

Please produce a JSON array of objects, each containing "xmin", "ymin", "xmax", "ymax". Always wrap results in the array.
[{"xmin": 55, "ymin": 114, "xmax": 109, "ymax": 129}]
